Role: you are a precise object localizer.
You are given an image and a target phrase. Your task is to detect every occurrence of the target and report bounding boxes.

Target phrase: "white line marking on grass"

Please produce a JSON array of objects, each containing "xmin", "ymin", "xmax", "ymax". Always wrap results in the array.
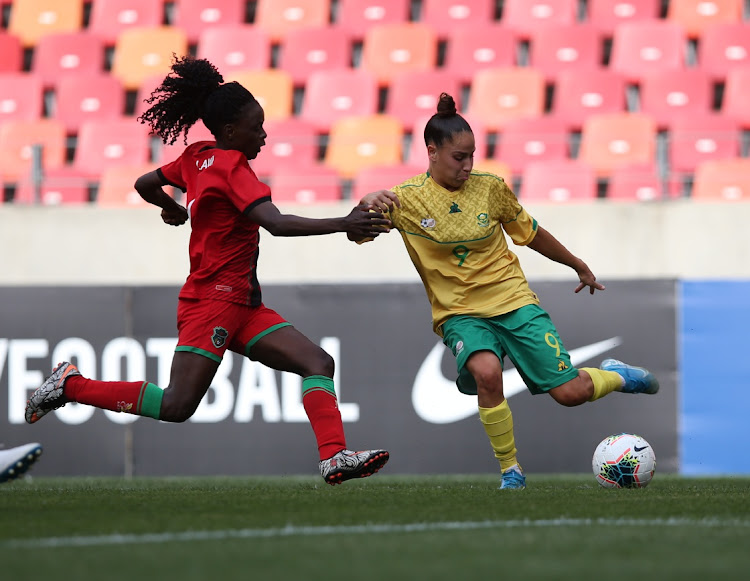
[{"xmin": 3, "ymin": 518, "xmax": 749, "ymax": 549}]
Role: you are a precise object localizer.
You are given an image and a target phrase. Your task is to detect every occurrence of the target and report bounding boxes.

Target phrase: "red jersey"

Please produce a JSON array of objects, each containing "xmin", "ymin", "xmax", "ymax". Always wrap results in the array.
[{"xmin": 158, "ymin": 141, "xmax": 271, "ymax": 306}]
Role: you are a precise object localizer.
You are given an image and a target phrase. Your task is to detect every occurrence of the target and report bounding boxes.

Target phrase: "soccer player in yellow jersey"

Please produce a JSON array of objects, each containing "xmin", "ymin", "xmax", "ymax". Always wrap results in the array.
[{"xmin": 353, "ymin": 93, "xmax": 659, "ymax": 489}]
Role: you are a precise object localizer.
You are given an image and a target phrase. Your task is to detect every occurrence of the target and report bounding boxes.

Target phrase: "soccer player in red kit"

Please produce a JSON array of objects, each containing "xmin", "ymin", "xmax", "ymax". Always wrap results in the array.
[{"xmin": 25, "ymin": 56, "xmax": 391, "ymax": 485}]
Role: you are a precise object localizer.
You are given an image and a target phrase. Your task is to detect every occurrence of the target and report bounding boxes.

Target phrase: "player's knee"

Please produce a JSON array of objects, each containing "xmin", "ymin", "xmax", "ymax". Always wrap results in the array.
[
  {"xmin": 549, "ymin": 384, "xmax": 588, "ymax": 407},
  {"xmin": 302, "ymin": 348, "xmax": 335, "ymax": 378},
  {"xmin": 159, "ymin": 393, "xmax": 199, "ymax": 423}
]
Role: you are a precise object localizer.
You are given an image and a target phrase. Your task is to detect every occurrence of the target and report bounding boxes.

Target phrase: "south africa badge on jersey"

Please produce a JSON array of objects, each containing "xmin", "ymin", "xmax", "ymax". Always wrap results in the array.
[
  {"xmin": 420, "ymin": 217, "xmax": 436, "ymax": 231},
  {"xmin": 211, "ymin": 326, "xmax": 228, "ymax": 348}
]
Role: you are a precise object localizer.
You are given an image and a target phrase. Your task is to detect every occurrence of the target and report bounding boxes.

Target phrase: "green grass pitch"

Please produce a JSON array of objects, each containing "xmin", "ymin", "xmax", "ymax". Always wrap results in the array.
[{"xmin": 2, "ymin": 474, "xmax": 749, "ymax": 580}]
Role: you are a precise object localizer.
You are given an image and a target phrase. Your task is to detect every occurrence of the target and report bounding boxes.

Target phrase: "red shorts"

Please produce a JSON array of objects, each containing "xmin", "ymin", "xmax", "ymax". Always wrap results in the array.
[{"xmin": 176, "ymin": 298, "xmax": 290, "ymax": 363}]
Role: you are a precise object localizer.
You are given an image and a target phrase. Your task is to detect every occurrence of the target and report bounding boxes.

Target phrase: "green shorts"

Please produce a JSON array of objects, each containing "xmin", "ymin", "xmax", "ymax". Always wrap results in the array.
[{"xmin": 441, "ymin": 304, "xmax": 578, "ymax": 395}]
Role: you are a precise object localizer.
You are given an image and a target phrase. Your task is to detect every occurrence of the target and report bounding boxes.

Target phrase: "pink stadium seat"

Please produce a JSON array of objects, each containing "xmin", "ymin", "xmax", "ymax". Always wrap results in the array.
[
  {"xmin": 420, "ymin": 0, "xmax": 497, "ymax": 39},
  {"xmin": 250, "ymin": 118, "xmax": 319, "ymax": 178},
  {"xmin": 277, "ymin": 26, "xmax": 352, "ymax": 87},
  {"xmin": 442, "ymin": 23, "xmax": 517, "ymax": 86},
  {"xmin": 578, "ymin": 112, "xmax": 657, "ymax": 177},
  {"xmin": 722, "ymin": 68, "xmax": 750, "ymax": 128},
  {"xmin": 697, "ymin": 22, "xmax": 750, "ymax": 82},
  {"xmin": 528, "ymin": 24, "xmax": 604, "ymax": 82},
  {"xmin": 668, "ymin": 114, "xmax": 740, "ymax": 174},
  {"xmin": 520, "ymin": 160, "xmax": 598, "ymax": 202},
  {"xmin": 53, "ymin": 74, "xmax": 126, "ymax": 134},
  {"xmin": 32, "ymin": 32, "xmax": 106, "ymax": 89},
  {"xmin": 254, "ymin": 0, "xmax": 331, "ymax": 43},
  {"xmin": 692, "ymin": 158, "xmax": 750, "ymax": 201},
  {"xmin": 385, "ymin": 70, "xmax": 462, "ymax": 131},
  {"xmin": 134, "ymin": 74, "xmax": 168, "ymax": 120},
  {"xmin": 466, "ymin": 67, "xmax": 545, "ymax": 131},
  {"xmin": 299, "ymin": 68, "xmax": 379, "ymax": 132},
  {"xmin": 172, "ymin": 0, "xmax": 246, "ymax": 44},
  {"xmin": 335, "ymin": 0, "xmax": 410, "ymax": 41},
  {"xmin": 638, "ymin": 69, "xmax": 713, "ymax": 129},
  {"xmin": 352, "ymin": 163, "xmax": 423, "ymax": 199},
  {"xmin": 606, "ymin": 163, "xmax": 666, "ymax": 201},
  {"xmin": 585, "ymin": 0, "xmax": 660, "ymax": 37},
  {"xmin": 96, "ymin": 163, "xmax": 159, "ymax": 205},
  {"xmin": 0, "ymin": 119, "xmax": 67, "ymax": 180},
  {"xmin": 667, "ymin": 0, "xmax": 742, "ymax": 39},
  {"xmin": 407, "ymin": 114, "xmax": 489, "ymax": 167},
  {"xmin": 73, "ymin": 119, "xmax": 152, "ymax": 178},
  {"xmin": 0, "ymin": 73, "xmax": 44, "ymax": 123},
  {"xmin": 0, "ymin": 32, "xmax": 23, "ymax": 73},
  {"xmin": 14, "ymin": 167, "xmax": 91, "ymax": 205},
  {"xmin": 196, "ymin": 25, "xmax": 272, "ymax": 75},
  {"xmin": 494, "ymin": 117, "xmax": 570, "ymax": 175},
  {"xmin": 361, "ymin": 22, "xmax": 439, "ymax": 86},
  {"xmin": 270, "ymin": 163, "xmax": 342, "ymax": 204},
  {"xmin": 550, "ymin": 69, "xmax": 627, "ymax": 130},
  {"xmin": 501, "ymin": 0, "xmax": 577, "ymax": 39},
  {"xmin": 610, "ymin": 20, "xmax": 687, "ymax": 83},
  {"xmin": 89, "ymin": 0, "xmax": 164, "ymax": 46}
]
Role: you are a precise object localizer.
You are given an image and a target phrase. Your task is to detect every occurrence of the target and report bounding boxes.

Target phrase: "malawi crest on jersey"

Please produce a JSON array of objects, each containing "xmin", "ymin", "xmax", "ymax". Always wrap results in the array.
[{"xmin": 211, "ymin": 326, "xmax": 228, "ymax": 348}]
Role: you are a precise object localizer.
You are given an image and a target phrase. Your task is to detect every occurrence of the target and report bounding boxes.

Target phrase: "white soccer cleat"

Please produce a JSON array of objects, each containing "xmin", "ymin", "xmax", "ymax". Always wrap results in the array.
[
  {"xmin": 319, "ymin": 449, "xmax": 389, "ymax": 485},
  {"xmin": 25, "ymin": 362, "xmax": 81, "ymax": 424},
  {"xmin": 0, "ymin": 443, "xmax": 43, "ymax": 483}
]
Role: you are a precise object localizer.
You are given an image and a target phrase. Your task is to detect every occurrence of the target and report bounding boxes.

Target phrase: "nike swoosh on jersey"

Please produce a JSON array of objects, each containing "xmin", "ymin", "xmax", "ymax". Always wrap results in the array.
[{"xmin": 411, "ymin": 336, "xmax": 623, "ymax": 424}]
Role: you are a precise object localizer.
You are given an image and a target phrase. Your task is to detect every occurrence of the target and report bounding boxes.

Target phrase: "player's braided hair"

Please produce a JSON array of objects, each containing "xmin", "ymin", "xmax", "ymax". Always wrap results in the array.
[
  {"xmin": 424, "ymin": 92, "xmax": 472, "ymax": 148},
  {"xmin": 138, "ymin": 55, "xmax": 257, "ymax": 145}
]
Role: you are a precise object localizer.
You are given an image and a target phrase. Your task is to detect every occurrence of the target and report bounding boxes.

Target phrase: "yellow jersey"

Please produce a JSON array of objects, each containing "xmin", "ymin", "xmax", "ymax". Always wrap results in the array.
[{"xmin": 386, "ymin": 170, "xmax": 540, "ymax": 335}]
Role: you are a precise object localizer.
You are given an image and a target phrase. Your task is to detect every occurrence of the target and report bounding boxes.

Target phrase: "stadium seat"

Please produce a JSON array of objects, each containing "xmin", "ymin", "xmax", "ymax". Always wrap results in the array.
[
  {"xmin": 250, "ymin": 118, "xmax": 319, "ymax": 178},
  {"xmin": 494, "ymin": 117, "xmax": 570, "ymax": 175},
  {"xmin": 351, "ymin": 163, "xmax": 423, "ymax": 199},
  {"xmin": 578, "ymin": 112, "xmax": 657, "ymax": 177},
  {"xmin": 32, "ymin": 32, "xmax": 106, "ymax": 89},
  {"xmin": 609, "ymin": 20, "xmax": 687, "ymax": 83},
  {"xmin": 73, "ymin": 119, "xmax": 152, "ymax": 177},
  {"xmin": 270, "ymin": 163, "xmax": 342, "ymax": 204},
  {"xmin": 96, "ymin": 163, "xmax": 159, "ymax": 206},
  {"xmin": 172, "ymin": 0, "xmax": 246, "ymax": 45},
  {"xmin": 606, "ymin": 162, "xmax": 665, "ymax": 201},
  {"xmin": 668, "ymin": 114, "xmax": 740, "ymax": 174},
  {"xmin": 585, "ymin": 0, "xmax": 660, "ymax": 37},
  {"xmin": 550, "ymin": 69, "xmax": 627, "ymax": 130},
  {"xmin": 0, "ymin": 119, "xmax": 66, "ymax": 180},
  {"xmin": 335, "ymin": 0, "xmax": 410, "ymax": 41},
  {"xmin": 13, "ymin": 167, "xmax": 90, "ymax": 205},
  {"xmin": 224, "ymin": 69, "xmax": 294, "ymax": 122},
  {"xmin": 324, "ymin": 114, "xmax": 403, "ymax": 178},
  {"xmin": 88, "ymin": 0, "xmax": 164, "ymax": 46},
  {"xmin": 53, "ymin": 74, "xmax": 126, "ymax": 134},
  {"xmin": 501, "ymin": 0, "xmax": 577, "ymax": 39},
  {"xmin": 722, "ymin": 68, "xmax": 750, "ymax": 127},
  {"xmin": 692, "ymin": 158, "xmax": 750, "ymax": 201},
  {"xmin": 0, "ymin": 73, "xmax": 44, "ymax": 123},
  {"xmin": 442, "ymin": 23, "xmax": 517, "ymax": 86},
  {"xmin": 385, "ymin": 70, "xmax": 462, "ymax": 131},
  {"xmin": 299, "ymin": 68, "xmax": 379, "ymax": 132},
  {"xmin": 638, "ymin": 69, "xmax": 713, "ymax": 129},
  {"xmin": 277, "ymin": 26, "xmax": 352, "ymax": 87},
  {"xmin": 527, "ymin": 24, "xmax": 604, "ymax": 82},
  {"xmin": 133, "ymin": 74, "xmax": 168, "ymax": 120},
  {"xmin": 697, "ymin": 22, "xmax": 750, "ymax": 82},
  {"xmin": 8, "ymin": 0, "xmax": 84, "ymax": 48},
  {"xmin": 520, "ymin": 159, "xmax": 598, "ymax": 202},
  {"xmin": 465, "ymin": 67, "xmax": 545, "ymax": 131},
  {"xmin": 473, "ymin": 159, "xmax": 513, "ymax": 181},
  {"xmin": 420, "ymin": 0, "xmax": 497, "ymax": 39},
  {"xmin": 254, "ymin": 0, "xmax": 331, "ymax": 43},
  {"xmin": 196, "ymin": 25, "xmax": 271, "ymax": 75},
  {"xmin": 0, "ymin": 32, "xmax": 23, "ymax": 73},
  {"xmin": 667, "ymin": 0, "xmax": 742, "ymax": 39},
  {"xmin": 406, "ymin": 114, "xmax": 489, "ymax": 167},
  {"xmin": 361, "ymin": 22, "xmax": 438, "ymax": 86},
  {"xmin": 156, "ymin": 121, "xmax": 214, "ymax": 164},
  {"xmin": 111, "ymin": 27, "xmax": 189, "ymax": 91}
]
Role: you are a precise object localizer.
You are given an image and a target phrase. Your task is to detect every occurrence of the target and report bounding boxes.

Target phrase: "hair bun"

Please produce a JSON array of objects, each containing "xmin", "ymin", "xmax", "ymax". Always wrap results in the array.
[{"xmin": 436, "ymin": 92, "xmax": 457, "ymax": 117}]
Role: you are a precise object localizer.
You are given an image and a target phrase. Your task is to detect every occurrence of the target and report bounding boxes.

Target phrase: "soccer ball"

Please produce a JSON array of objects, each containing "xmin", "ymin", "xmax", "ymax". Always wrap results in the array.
[{"xmin": 592, "ymin": 433, "xmax": 656, "ymax": 489}]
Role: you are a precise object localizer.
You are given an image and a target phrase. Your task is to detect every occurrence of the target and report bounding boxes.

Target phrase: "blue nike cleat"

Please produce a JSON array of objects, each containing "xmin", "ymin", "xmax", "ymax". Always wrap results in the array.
[
  {"xmin": 601, "ymin": 359, "xmax": 660, "ymax": 394},
  {"xmin": 499, "ymin": 464, "xmax": 526, "ymax": 490}
]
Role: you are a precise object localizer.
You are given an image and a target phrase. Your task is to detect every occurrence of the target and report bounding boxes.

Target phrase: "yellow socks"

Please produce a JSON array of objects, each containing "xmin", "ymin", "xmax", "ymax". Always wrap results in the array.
[
  {"xmin": 582, "ymin": 367, "xmax": 624, "ymax": 401},
  {"xmin": 479, "ymin": 400, "xmax": 518, "ymax": 472}
]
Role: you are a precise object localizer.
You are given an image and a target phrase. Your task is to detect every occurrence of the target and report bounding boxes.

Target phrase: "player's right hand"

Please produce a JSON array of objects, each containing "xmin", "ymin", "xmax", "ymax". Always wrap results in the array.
[
  {"xmin": 161, "ymin": 204, "xmax": 188, "ymax": 226},
  {"xmin": 360, "ymin": 189, "xmax": 401, "ymax": 212}
]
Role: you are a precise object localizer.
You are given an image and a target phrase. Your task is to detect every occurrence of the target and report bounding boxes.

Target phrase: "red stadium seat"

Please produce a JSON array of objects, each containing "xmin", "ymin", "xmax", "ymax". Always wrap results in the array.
[
  {"xmin": 0, "ymin": 73, "xmax": 44, "ymax": 123},
  {"xmin": 14, "ymin": 167, "xmax": 91, "ymax": 205},
  {"xmin": 578, "ymin": 112, "xmax": 657, "ymax": 177},
  {"xmin": 196, "ymin": 25, "xmax": 272, "ymax": 75},
  {"xmin": 667, "ymin": 0, "xmax": 742, "ymax": 39},
  {"xmin": 0, "ymin": 32, "xmax": 23, "ymax": 73},
  {"xmin": 501, "ymin": 0, "xmax": 577, "ymax": 39},
  {"xmin": 520, "ymin": 160, "xmax": 598, "ymax": 202},
  {"xmin": 8, "ymin": 0, "xmax": 85, "ymax": 48},
  {"xmin": 53, "ymin": 74, "xmax": 126, "ymax": 134},
  {"xmin": 89, "ymin": 0, "xmax": 164, "ymax": 46},
  {"xmin": 250, "ymin": 118, "xmax": 319, "ymax": 178},
  {"xmin": 466, "ymin": 67, "xmax": 545, "ymax": 131},
  {"xmin": 299, "ymin": 68, "xmax": 379, "ymax": 132},
  {"xmin": 277, "ymin": 26, "xmax": 353, "ymax": 87},
  {"xmin": 494, "ymin": 117, "xmax": 570, "ymax": 175},
  {"xmin": 254, "ymin": 0, "xmax": 331, "ymax": 43},
  {"xmin": 442, "ymin": 23, "xmax": 517, "ymax": 86},
  {"xmin": 0, "ymin": 119, "xmax": 67, "ymax": 180},
  {"xmin": 361, "ymin": 22, "xmax": 439, "ymax": 86},
  {"xmin": 638, "ymin": 69, "xmax": 713, "ymax": 129},
  {"xmin": 668, "ymin": 114, "xmax": 740, "ymax": 174},
  {"xmin": 172, "ymin": 0, "xmax": 246, "ymax": 44},
  {"xmin": 550, "ymin": 69, "xmax": 627, "ymax": 130},
  {"xmin": 606, "ymin": 163, "xmax": 665, "ymax": 201},
  {"xmin": 585, "ymin": 0, "xmax": 660, "ymax": 37},
  {"xmin": 697, "ymin": 22, "xmax": 750, "ymax": 82},
  {"xmin": 420, "ymin": 0, "xmax": 497, "ymax": 39},
  {"xmin": 352, "ymin": 163, "xmax": 423, "ymax": 199},
  {"xmin": 610, "ymin": 20, "xmax": 687, "ymax": 83},
  {"xmin": 32, "ymin": 32, "xmax": 106, "ymax": 89},
  {"xmin": 270, "ymin": 163, "xmax": 342, "ymax": 204},
  {"xmin": 692, "ymin": 158, "xmax": 750, "ymax": 201},
  {"xmin": 528, "ymin": 24, "xmax": 604, "ymax": 82},
  {"xmin": 722, "ymin": 68, "xmax": 750, "ymax": 128},
  {"xmin": 385, "ymin": 70, "xmax": 462, "ymax": 131},
  {"xmin": 156, "ymin": 122, "xmax": 214, "ymax": 164},
  {"xmin": 73, "ymin": 119, "xmax": 152, "ymax": 177},
  {"xmin": 335, "ymin": 0, "xmax": 410, "ymax": 41}
]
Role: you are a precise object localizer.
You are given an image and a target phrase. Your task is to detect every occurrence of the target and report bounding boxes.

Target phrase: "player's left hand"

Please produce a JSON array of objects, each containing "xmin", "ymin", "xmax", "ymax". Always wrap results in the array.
[{"xmin": 574, "ymin": 268, "xmax": 605, "ymax": 295}]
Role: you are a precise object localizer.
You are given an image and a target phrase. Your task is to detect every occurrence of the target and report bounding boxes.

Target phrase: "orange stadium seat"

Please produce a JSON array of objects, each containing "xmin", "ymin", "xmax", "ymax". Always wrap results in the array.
[
  {"xmin": 172, "ymin": 0, "xmax": 247, "ymax": 44},
  {"xmin": 299, "ymin": 68, "xmax": 379, "ymax": 132},
  {"xmin": 361, "ymin": 22, "xmax": 438, "ymax": 86},
  {"xmin": 0, "ymin": 119, "xmax": 66, "ymax": 180},
  {"xmin": 520, "ymin": 160, "xmax": 598, "ymax": 202},
  {"xmin": 668, "ymin": 114, "xmax": 740, "ymax": 174},
  {"xmin": 156, "ymin": 122, "xmax": 214, "ymax": 164},
  {"xmin": 111, "ymin": 27, "xmax": 189, "ymax": 91},
  {"xmin": 667, "ymin": 0, "xmax": 742, "ymax": 39},
  {"xmin": 224, "ymin": 69, "xmax": 294, "ymax": 122},
  {"xmin": 0, "ymin": 73, "xmax": 44, "ymax": 123},
  {"xmin": 0, "ymin": 32, "xmax": 23, "ymax": 73},
  {"xmin": 585, "ymin": 0, "xmax": 660, "ymax": 37},
  {"xmin": 88, "ymin": 0, "xmax": 164, "ymax": 46},
  {"xmin": 335, "ymin": 0, "xmax": 410, "ymax": 41},
  {"xmin": 196, "ymin": 25, "xmax": 271, "ymax": 75},
  {"xmin": 494, "ymin": 117, "xmax": 570, "ymax": 175},
  {"xmin": 578, "ymin": 112, "xmax": 657, "ymax": 177},
  {"xmin": 385, "ymin": 70, "xmax": 462, "ymax": 131},
  {"xmin": 73, "ymin": 119, "xmax": 152, "ymax": 177},
  {"xmin": 609, "ymin": 20, "xmax": 687, "ymax": 83},
  {"xmin": 351, "ymin": 163, "xmax": 423, "ymax": 199},
  {"xmin": 254, "ymin": 0, "xmax": 331, "ymax": 43},
  {"xmin": 14, "ymin": 167, "xmax": 90, "ymax": 205},
  {"xmin": 324, "ymin": 114, "xmax": 403, "ymax": 179},
  {"xmin": 466, "ymin": 67, "xmax": 545, "ymax": 131},
  {"xmin": 270, "ymin": 163, "xmax": 342, "ymax": 204},
  {"xmin": 638, "ymin": 69, "xmax": 713, "ymax": 129},
  {"xmin": 53, "ymin": 74, "xmax": 126, "ymax": 134},
  {"xmin": 722, "ymin": 68, "xmax": 750, "ymax": 128},
  {"xmin": 550, "ymin": 69, "xmax": 627, "ymax": 131},
  {"xmin": 692, "ymin": 158, "xmax": 750, "ymax": 201},
  {"xmin": 406, "ymin": 114, "xmax": 489, "ymax": 167},
  {"xmin": 8, "ymin": 0, "xmax": 84, "ymax": 47},
  {"xmin": 420, "ymin": 0, "xmax": 497, "ymax": 39},
  {"xmin": 31, "ymin": 32, "xmax": 106, "ymax": 89},
  {"xmin": 606, "ymin": 162, "xmax": 665, "ymax": 201},
  {"xmin": 277, "ymin": 26, "xmax": 353, "ymax": 87},
  {"xmin": 697, "ymin": 22, "xmax": 750, "ymax": 82},
  {"xmin": 250, "ymin": 118, "xmax": 319, "ymax": 178},
  {"xmin": 501, "ymin": 0, "xmax": 577, "ymax": 39},
  {"xmin": 528, "ymin": 24, "xmax": 604, "ymax": 82},
  {"xmin": 96, "ymin": 163, "xmax": 159, "ymax": 206},
  {"xmin": 442, "ymin": 23, "xmax": 517, "ymax": 86},
  {"xmin": 473, "ymin": 159, "xmax": 513, "ymax": 182}
]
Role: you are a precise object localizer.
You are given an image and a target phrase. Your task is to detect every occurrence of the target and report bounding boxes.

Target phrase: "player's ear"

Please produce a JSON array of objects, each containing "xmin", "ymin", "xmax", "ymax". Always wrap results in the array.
[{"xmin": 427, "ymin": 143, "xmax": 437, "ymax": 161}]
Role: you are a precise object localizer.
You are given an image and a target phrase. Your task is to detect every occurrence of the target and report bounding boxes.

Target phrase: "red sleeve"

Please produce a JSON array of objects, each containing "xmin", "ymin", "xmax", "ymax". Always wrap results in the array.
[
  {"xmin": 158, "ymin": 149, "xmax": 188, "ymax": 191},
  {"xmin": 224, "ymin": 152, "xmax": 271, "ymax": 212}
]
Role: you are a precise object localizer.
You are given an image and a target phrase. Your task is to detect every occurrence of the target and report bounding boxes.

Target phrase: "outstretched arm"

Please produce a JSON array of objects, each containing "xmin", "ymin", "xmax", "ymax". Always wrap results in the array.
[
  {"xmin": 133, "ymin": 170, "xmax": 188, "ymax": 226},
  {"xmin": 526, "ymin": 226, "xmax": 605, "ymax": 294},
  {"xmin": 346, "ymin": 189, "xmax": 402, "ymax": 242}
]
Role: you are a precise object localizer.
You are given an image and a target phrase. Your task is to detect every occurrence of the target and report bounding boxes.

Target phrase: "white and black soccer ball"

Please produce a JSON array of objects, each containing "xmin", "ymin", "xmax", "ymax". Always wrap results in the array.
[{"xmin": 592, "ymin": 433, "xmax": 656, "ymax": 489}]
